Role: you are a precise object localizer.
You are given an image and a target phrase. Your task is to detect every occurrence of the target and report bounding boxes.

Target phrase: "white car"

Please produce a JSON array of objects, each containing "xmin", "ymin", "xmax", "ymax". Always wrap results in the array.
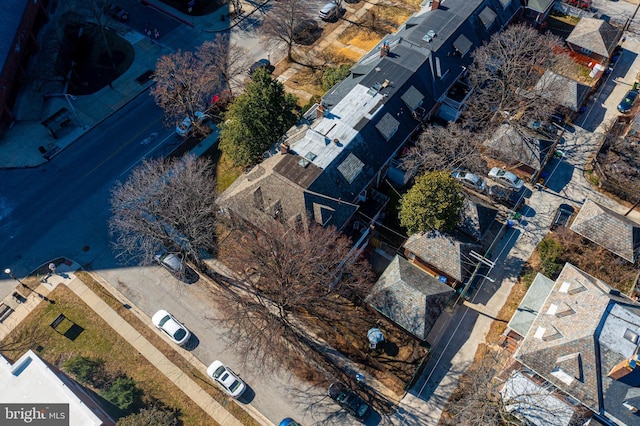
[
  {"xmin": 451, "ymin": 171, "xmax": 486, "ymax": 192},
  {"xmin": 175, "ymin": 111, "xmax": 205, "ymax": 137},
  {"xmin": 488, "ymin": 167, "xmax": 524, "ymax": 190},
  {"xmin": 151, "ymin": 310, "xmax": 191, "ymax": 346},
  {"xmin": 207, "ymin": 360, "xmax": 246, "ymax": 398}
]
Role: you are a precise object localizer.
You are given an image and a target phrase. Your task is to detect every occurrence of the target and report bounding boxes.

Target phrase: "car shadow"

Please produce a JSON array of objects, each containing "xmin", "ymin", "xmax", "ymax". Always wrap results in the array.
[{"xmin": 183, "ymin": 334, "xmax": 200, "ymax": 351}]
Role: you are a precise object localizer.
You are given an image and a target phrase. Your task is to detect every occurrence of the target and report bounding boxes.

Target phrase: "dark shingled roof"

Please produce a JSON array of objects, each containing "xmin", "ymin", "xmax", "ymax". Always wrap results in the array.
[
  {"xmin": 404, "ymin": 230, "xmax": 482, "ymax": 282},
  {"xmin": 366, "ymin": 255, "xmax": 454, "ymax": 340},
  {"xmin": 566, "ymin": 18, "xmax": 622, "ymax": 58},
  {"xmin": 570, "ymin": 199, "xmax": 640, "ymax": 263}
]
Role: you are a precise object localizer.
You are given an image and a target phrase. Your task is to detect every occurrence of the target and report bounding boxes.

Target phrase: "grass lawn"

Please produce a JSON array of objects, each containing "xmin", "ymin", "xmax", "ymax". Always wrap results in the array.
[{"xmin": 0, "ymin": 273, "xmax": 258, "ymax": 426}]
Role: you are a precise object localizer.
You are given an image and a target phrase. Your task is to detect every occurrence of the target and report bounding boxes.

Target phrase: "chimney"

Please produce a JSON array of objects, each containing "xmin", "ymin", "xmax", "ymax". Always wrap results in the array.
[
  {"xmin": 431, "ymin": 0, "xmax": 440, "ymax": 10},
  {"xmin": 333, "ymin": 138, "xmax": 340, "ymax": 145},
  {"xmin": 608, "ymin": 355, "xmax": 639, "ymax": 380},
  {"xmin": 280, "ymin": 142, "xmax": 289, "ymax": 154},
  {"xmin": 317, "ymin": 104, "xmax": 326, "ymax": 119}
]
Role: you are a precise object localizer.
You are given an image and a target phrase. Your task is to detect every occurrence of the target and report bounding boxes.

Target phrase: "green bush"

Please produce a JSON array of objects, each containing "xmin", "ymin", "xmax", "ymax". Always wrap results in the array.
[
  {"xmin": 102, "ymin": 376, "xmax": 142, "ymax": 411},
  {"xmin": 322, "ymin": 64, "xmax": 351, "ymax": 91},
  {"xmin": 64, "ymin": 356, "xmax": 108, "ymax": 388},
  {"xmin": 538, "ymin": 237, "xmax": 563, "ymax": 277}
]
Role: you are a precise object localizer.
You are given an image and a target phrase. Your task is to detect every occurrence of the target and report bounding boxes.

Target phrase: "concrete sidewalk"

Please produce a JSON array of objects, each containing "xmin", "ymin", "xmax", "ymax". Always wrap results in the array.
[
  {"xmin": 0, "ymin": 260, "xmax": 271, "ymax": 426},
  {"xmin": 0, "ymin": 0, "xmax": 267, "ymax": 169}
]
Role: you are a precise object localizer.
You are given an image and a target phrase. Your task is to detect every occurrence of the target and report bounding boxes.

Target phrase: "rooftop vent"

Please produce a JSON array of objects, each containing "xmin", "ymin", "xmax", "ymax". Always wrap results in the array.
[{"xmin": 422, "ymin": 30, "xmax": 436, "ymax": 43}]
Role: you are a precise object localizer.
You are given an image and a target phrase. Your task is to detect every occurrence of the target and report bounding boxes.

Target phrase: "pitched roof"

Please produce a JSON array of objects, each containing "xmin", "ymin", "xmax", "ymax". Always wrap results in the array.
[
  {"xmin": 515, "ymin": 263, "xmax": 640, "ymax": 425},
  {"xmin": 501, "ymin": 371, "xmax": 576, "ymax": 426},
  {"xmin": 508, "ymin": 273, "xmax": 555, "ymax": 338},
  {"xmin": 570, "ymin": 199, "xmax": 640, "ymax": 263},
  {"xmin": 566, "ymin": 18, "xmax": 621, "ymax": 58},
  {"xmin": 458, "ymin": 196, "xmax": 498, "ymax": 241},
  {"xmin": 484, "ymin": 123, "xmax": 553, "ymax": 171},
  {"xmin": 535, "ymin": 70, "xmax": 590, "ymax": 112},
  {"xmin": 404, "ymin": 230, "xmax": 481, "ymax": 282},
  {"xmin": 525, "ymin": 0, "xmax": 554, "ymax": 14},
  {"xmin": 365, "ymin": 255, "xmax": 454, "ymax": 340}
]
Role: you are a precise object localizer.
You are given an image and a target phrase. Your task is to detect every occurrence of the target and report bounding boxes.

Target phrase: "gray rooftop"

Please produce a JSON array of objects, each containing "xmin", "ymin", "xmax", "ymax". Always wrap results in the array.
[
  {"xmin": 366, "ymin": 255, "xmax": 454, "ymax": 340},
  {"xmin": 570, "ymin": 198, "xmax": 640, "ymax": 263},
  {"xmin": 515, "ymin": 263, "xmax": 640, "ymax": 426},
  {"xmin": 484, "ymin": 123, "xmax": 553, "ymax": 172},
  {"xmin": 566, "ymin": 18, "xmax": 621, "ymax": 58}
]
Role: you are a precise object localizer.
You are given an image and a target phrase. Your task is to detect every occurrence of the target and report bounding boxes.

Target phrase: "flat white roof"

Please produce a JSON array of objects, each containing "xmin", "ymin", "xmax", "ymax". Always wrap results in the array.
[
  {"xmin": 0, "ymin": 350, "xmax": 105, "ymax": 425},
  {"xmin": 292, "ymin": 84, "xmax": 385, "ymax": 169}
]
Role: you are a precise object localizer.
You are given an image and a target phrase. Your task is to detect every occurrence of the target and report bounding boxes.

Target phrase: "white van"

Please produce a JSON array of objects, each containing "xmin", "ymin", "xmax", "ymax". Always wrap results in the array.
[{"xmin": 319, "ymin": 3, "xmax": 339, "ymax": 21}]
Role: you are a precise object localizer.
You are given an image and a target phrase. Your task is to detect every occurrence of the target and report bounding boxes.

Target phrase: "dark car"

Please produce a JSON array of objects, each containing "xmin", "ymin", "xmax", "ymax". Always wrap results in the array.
[
  {"xmin": 248, "ymin": 59, "xmax": 271, "ymax": 76},
  {"xmin": 293, "ymin": 19, "xmax": 320, "ymax": 44},
  {"xmin": 328, "ymin": 382, "xmax": 371, "ymax": 422},
  {"xmin": 551, "ymin": 204, "xmax": 575, "ymax": 230},
  {"xmin": 102, "ymin": 3, "xmax": 129, "ymax": 21},
  {"xmin": 618, "ymin": 89, "xmax": 638, "ymax": 113}
]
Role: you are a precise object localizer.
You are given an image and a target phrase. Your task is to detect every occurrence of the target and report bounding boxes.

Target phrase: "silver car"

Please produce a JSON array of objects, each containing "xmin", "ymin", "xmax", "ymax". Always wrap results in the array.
[
  {"xmin": 151, "ymin": 309, "xmax": 191, "ymax": 346},
  {"xmin": 452, "ymin": 171, "xmax": 486, "ymax": 192},
  {"xmin": 488, "ymin": 167, "xmax": 524, "ymax": 190}
]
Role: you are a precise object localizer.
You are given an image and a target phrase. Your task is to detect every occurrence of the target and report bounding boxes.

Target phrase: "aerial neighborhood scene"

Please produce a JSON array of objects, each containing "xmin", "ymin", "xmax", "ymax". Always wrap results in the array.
[{"xmin": 2, "ymin": 0, "xmax": 640, "ymax": 424}]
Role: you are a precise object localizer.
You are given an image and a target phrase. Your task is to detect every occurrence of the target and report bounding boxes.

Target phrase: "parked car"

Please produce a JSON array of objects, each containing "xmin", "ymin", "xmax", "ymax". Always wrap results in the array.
[
  {"xmin": 154, "ymin": 252, "xmax": 198, "ymax": 284},
  {"xmin": 102, "ymin": 3, "xmax": 128, "ymax": 21},
  {"xmin": 293, "ymin": 19, "xmax": 320, "ymax": 44},
  {"xmin": 278, "ymin": 419, "xmax": 301, "ymax": 426},
  {"xmin": 451, "ymin": 171, "xmax": 486, "ymax": 192},
  {"xmin": 175, "ymin": 111, "xmax": 206, "ymax": 137},
  {"xmin": 328, "ymin": 382, "xmax": 371, "ymax": 422},
  {"xmin": 151, "ymin": 310, "xmax": 191, "ymax": 346},
  {"xmin": 248, "ymin": 59, "xmax": 271, "ymax": 76},
  {"xmin": 617, "ymin": 89, "xmax": 639, "ymax": 113},
  {"xmin": 207, "ymin": 361, "xmax": 246, "ymax": 398},
  {"xmin": 551, "ymin": 204, "xmax": 575, "ymax": 230},
  {"xmin": 319, "ymin": 2, "xmax": 339, "ymax": 21},
  {"xmin": 488, "ymin": 167, "xmax": 524, "ymax": 190}
]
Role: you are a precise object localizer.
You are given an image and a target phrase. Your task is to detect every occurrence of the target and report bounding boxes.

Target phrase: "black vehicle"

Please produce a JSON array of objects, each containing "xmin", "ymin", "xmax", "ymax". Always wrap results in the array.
[
  {"xmin": 103, "ymin": 3, "xmax": 129, "ymax": 21},
  {"xmin": 248, "ymin": 59, "xmax": 272, "ymax": 76},
  {"xmin": 551, "ymin": 204, "xmax": 575, "ymax": 230},
  {"xmin": 328, "ymin": 382, "xmax": 371, "ymax": 422}
]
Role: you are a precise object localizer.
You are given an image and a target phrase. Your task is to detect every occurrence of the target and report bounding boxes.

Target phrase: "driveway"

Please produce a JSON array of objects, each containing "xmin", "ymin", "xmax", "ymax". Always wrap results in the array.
[{"xmin": 390, "ymin": 32, "xmax": 640, "ymax": 426}]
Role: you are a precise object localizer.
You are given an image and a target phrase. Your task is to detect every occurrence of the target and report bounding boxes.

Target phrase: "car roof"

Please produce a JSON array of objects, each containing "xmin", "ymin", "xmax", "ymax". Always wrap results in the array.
[{"xmin": 321, "ymin": 2, "xmax": 336, "ymax": 12}]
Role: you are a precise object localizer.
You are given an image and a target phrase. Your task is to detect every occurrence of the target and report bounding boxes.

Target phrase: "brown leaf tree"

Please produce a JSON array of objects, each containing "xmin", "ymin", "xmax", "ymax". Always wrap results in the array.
[
  {"xmin": 213, "ymin": 219, "xmax": 374, "ymax": 372},
  {"xmin": 109, "ymin": 154, "xmax": 218, "ymax": 269}
]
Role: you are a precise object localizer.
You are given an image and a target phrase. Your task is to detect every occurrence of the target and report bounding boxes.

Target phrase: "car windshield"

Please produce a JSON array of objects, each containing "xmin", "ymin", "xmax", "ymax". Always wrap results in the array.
[
  {"xmin": 212, "ymin": 365, "xmax": 226, "ymax": 379},
  {"xmin": 173, "ymin": 329, "xmax": 186, "ymax": 340},
  {"xmin": 158, "ymin": 315, "xmax": 170, "ymax": 327},
  {"xmin": 228, "ymin": 379, "xmax": 241, "ymax": 392},
  {"xmin": 357, "ymin": 402, "xmax": 369, "ymax": 417}
]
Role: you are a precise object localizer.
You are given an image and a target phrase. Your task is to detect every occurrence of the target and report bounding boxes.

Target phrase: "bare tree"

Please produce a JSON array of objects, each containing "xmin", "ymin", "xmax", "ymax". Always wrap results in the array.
[
  {"xmin": 109, "ymin": 154, "xmax": 218, "ymax": 269},
  {"xmin": 442, "ymin": 345, "xmax": 588, "ymax": 426},
  {"xmin": 213, "ymin": 219, "xmax": 374, "ymax": 372},
  {"xmin": 263, "ymin": 0, "xmax": 312, "ymax": 61},
  {"xmin": 402, "ymin": 122, "xmax": 488, "ymax": 175},
  {"xmin": 151, "ymin": 49, "xmax": 221, "ymax": 133},
  {"xmin": 197, "ymin": 34, "xmax": 250, "ymax": 98},
  {"xmin": 463, "ymin": 23, "xmax": 577, "ymax": 129}
]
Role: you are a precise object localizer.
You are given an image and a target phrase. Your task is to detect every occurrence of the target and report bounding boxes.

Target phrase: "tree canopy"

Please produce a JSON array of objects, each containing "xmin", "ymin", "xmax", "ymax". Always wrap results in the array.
[
  {"xmin": 399, "ymin": 171, "xmax": 465, "ymax": 234},
  {"xmin": 463, "ymin": 23, "xmax": 576, "ymax": 128},
  {"xmin": 263, "ymin": 0, "xmax": 311, "ymax": 61},
  {"xmin": 219, "ymin": 68, "xmax": 298, "ymax": 166},
  {"xmin": 109, "ymin": 155, "xmax": 218, "ymax": 268},
  {"xmin": 215, "ymin": 219, "xmax": 373, "ymax": 372}
]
